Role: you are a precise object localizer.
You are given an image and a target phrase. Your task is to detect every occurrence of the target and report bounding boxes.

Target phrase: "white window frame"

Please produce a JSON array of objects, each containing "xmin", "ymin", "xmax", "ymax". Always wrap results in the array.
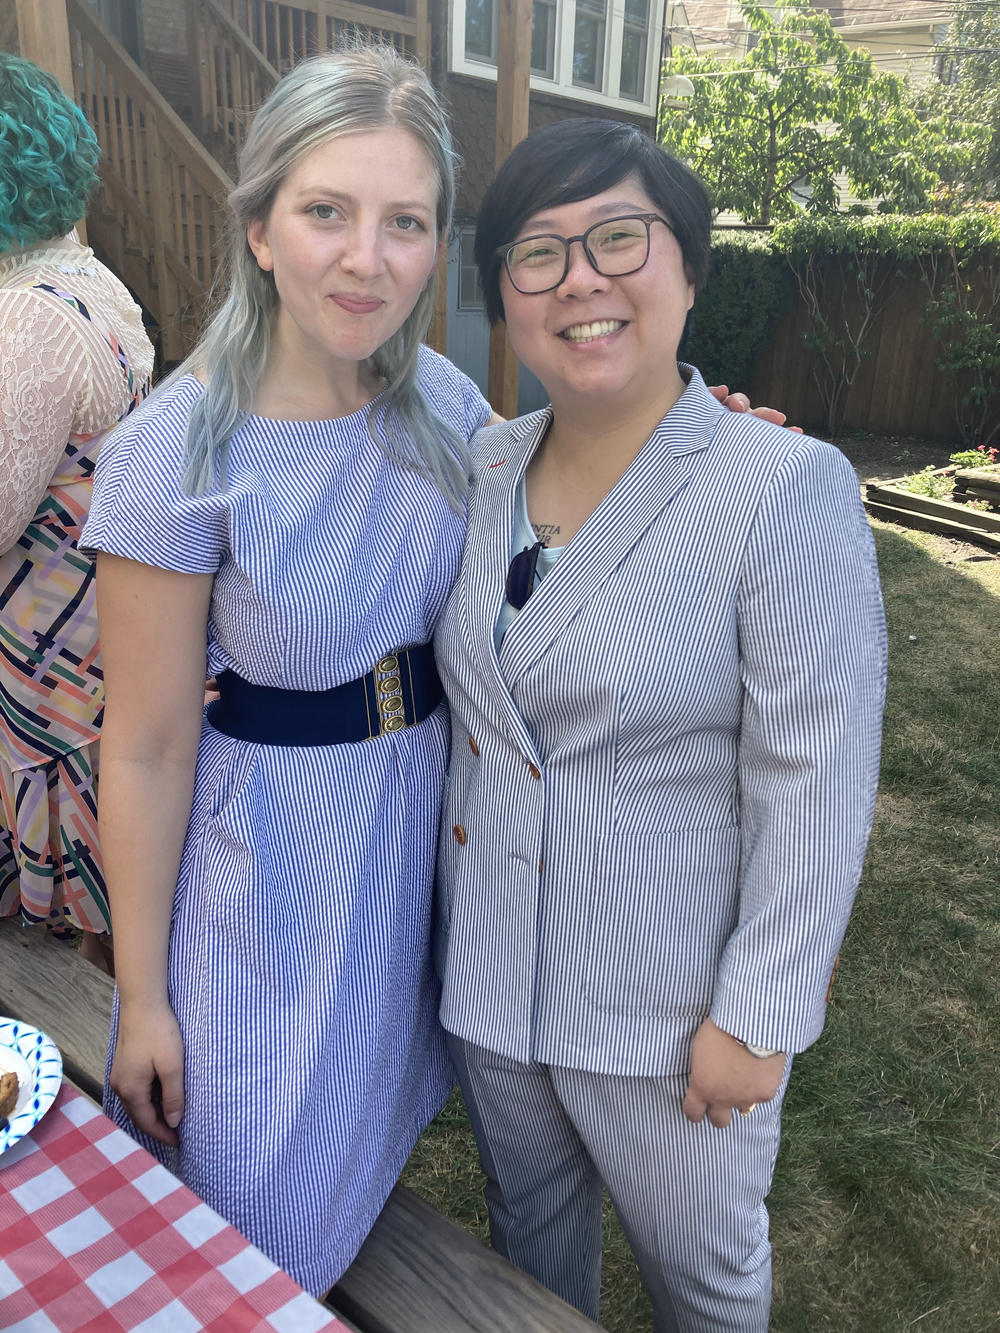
[
  {"xmin": 463, "ymin": 0, "xmax": 498, "ymax": 63},
  {"xmin": 450, "ymin": 0, "xmax": 666, "ymax": 115},
  {"xmin": 571, "ymin": 0, "xmax": 608, "ymax": 92}
]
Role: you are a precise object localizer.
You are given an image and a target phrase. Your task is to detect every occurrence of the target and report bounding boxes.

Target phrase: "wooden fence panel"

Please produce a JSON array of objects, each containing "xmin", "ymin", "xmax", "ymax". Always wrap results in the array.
[{"xmin": 748, "ymin": 265, "xmax": 999, "ymax": 445}]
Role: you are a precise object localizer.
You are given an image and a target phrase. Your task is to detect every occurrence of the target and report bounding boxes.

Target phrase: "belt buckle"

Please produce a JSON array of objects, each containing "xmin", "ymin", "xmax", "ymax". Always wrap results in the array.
[{"xmin": 373, "ymin": 651, "xmax": 409, "ymax": 737}]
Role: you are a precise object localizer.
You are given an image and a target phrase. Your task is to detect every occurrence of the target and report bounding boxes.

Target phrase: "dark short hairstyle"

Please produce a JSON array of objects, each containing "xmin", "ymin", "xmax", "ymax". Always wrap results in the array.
[
  {"xmin": 0, "ymin": 53, "xmax": 100, "ymax": 252},
  {"xmin": 474, "ymin": 119, "xmax": 712, "ymax": 326}
]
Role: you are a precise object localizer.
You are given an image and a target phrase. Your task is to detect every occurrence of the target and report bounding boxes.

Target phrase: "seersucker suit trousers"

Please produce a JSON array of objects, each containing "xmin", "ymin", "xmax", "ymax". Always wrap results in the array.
[{"xmin": 450, "ymin": 1035, "xmax": 793, "ymax": 1333}]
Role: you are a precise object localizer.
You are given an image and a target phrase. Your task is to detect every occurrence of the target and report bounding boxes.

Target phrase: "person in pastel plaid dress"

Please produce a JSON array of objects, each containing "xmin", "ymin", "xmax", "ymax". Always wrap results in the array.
[{"xmin": 0, "ymin": 54, "xmax": 154, "ymax": 966}]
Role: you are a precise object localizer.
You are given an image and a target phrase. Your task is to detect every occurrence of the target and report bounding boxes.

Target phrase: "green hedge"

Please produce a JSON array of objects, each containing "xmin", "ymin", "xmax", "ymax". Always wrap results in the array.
[
  {"xmin": 770, "ymin": 210, "xmax": 1000, "ymax": 262},
  {"xmin": 686, "ymin": 230, "xmax": 793, "ymax": 389},
  {"xmin": 690, "ymin": 212, "xmax": 1000, "ymax": 442}
]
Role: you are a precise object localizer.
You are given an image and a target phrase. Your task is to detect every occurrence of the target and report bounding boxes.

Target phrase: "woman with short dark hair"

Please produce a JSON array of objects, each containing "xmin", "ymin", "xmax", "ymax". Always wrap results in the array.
[
  {"xmin": 473, "ymin": 117, "xmax": 712, "ymax": 323},
  {"xmin": 435, "ymin": 118, "xmax": 887, "ymax": 1332}
]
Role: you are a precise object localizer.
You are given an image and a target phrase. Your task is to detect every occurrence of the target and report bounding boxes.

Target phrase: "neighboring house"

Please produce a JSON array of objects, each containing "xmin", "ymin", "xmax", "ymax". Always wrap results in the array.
[
  {"xmin": 667, "ymin": 0, "xmax": 742, "ymax": 60},
  {"xmin": 678, "ymin": 0, "xmax": 952, "ymax": 83},
  {"xmin": 814, "ymin": 0, "xmax": 952, "ymax": 86}
]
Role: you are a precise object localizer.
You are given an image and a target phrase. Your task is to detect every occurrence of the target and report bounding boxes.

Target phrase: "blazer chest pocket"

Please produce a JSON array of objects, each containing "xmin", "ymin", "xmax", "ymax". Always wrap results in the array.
[{"xmin": 583, "ymin": 827, "xmax": 740, "ymax": 1018}]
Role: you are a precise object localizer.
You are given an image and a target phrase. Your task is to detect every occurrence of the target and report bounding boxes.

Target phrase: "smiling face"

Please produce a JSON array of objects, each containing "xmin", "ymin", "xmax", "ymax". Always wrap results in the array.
[
  {"xmin": 498, "ymin": 176, "xmax": 695, "ymax": 420},
  {"xmin": 246, "ymin": 126, "xmax": 442, "ymax": 385}
]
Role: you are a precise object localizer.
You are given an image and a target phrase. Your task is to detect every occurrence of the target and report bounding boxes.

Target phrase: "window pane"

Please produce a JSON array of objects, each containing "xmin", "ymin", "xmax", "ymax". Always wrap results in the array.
[
  {"xmin": 573, "ymin": 10, "xmax": 605, "ymax": 87},
  {"xmin": 531, "ymin": 0, "xmax": 555, "ymax": 76},
  {"xmin": 466, "ymin": 0, "xmax": 494, "ymax": 60},
  {"xmin": 624, "ymin": 0, "xmax": 647, "ymax": 21},
  {"xmin": 458, "ymin": 230, "xmax": 484, "ymax": 310},
  {"xmin": 619, "ymin": 28, "xmax": 646, "ymax": 99}
]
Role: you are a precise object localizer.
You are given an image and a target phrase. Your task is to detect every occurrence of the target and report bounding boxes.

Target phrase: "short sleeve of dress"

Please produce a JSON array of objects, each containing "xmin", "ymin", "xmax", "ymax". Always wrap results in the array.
[
  {"xmin": 79, "ymin": 376, "xmax": 228, "ymax": 575},
  {"xmin": 416, "ymin": 345, "xmax": 492, "ymax": 444}
]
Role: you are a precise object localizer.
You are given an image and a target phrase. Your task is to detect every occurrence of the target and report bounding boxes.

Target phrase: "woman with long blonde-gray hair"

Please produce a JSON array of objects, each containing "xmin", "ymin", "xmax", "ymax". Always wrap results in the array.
[{"xmin": 80, "ymin": 45, "xmax": 491, "ymax": 1291}]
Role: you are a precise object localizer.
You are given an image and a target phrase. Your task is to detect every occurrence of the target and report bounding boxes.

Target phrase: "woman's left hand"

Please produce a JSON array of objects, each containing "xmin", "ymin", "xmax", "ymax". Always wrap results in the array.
[
  {"xmin": 682, "ymin": 1018, "xmax": 786, "ymax": 1129},
  {"xmin": 708, "ymin": 385, "xmax": 802, "ymax": 432}
]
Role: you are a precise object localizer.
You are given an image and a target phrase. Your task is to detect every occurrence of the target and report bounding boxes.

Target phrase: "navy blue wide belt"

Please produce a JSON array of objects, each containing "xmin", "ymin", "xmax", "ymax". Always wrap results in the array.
[{"xmin": 206, "ymin": 644, "xmax": 443, "ymax": 746}]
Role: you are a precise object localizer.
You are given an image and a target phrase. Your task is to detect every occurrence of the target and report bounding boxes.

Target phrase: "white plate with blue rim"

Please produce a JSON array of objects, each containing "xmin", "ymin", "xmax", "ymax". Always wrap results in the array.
[{"xmin": 0, "ymin": 1016, "xmax": 63, "ymax": 1157}]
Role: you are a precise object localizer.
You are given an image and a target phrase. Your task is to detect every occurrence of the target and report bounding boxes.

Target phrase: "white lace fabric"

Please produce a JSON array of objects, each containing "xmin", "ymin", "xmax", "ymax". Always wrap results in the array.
[{"xmin": 0, "ymin": 236, "xmax": 155, "ymax": 558}]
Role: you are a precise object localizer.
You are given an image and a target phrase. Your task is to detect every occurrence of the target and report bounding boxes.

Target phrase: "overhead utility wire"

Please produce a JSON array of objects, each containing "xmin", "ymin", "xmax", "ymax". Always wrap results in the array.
[{"xmin": 663, "ymin": 53, "xmax": 1000, "ymax": 73}]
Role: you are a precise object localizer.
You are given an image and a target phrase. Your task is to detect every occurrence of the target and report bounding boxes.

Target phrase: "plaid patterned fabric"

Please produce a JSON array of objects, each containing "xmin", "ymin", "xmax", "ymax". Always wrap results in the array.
[
  {"xmin": 0, "ymin": 1083, "xmax": 345, "ymax": 1331},
  {"xmin": 0, "ymin": 282, "xmax": 149, "ymax": 931}
]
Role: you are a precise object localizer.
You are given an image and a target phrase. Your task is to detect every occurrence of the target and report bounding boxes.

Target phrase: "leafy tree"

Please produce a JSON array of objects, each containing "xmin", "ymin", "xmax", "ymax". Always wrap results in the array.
[
  {"xmin": 932, "ymin": 0, "xmax": 1000, "ymax": 199},
  {"xmin": 659, "ymin": 0, "xmax": 986, "ymax": 225}
]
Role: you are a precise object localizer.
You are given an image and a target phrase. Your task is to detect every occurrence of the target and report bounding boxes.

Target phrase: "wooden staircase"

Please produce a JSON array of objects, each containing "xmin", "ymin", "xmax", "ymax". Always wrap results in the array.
[
  {"xmin": 66, "ymin": 0, "xmax": 431, "ymax": 362},
  {"xmin": 69, "ymin": 0, "xmax": 232, "ymax": 362},
  {"xmin": 198, "ymin": 0, "xmax": 430, "ymax": 170}
]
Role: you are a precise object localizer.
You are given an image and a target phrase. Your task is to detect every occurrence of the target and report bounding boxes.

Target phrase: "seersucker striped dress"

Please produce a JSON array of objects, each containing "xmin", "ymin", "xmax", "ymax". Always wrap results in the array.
[{"xmin": 79, "ymin": 346, "xmax": 491, "ymax": 1294}]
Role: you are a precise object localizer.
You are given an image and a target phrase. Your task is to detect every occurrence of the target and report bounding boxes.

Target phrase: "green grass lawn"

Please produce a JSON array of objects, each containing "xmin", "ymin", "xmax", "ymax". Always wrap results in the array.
[{"xmin": 403, "ymin": 520, "xmax": 1000, "ymax": 1332}]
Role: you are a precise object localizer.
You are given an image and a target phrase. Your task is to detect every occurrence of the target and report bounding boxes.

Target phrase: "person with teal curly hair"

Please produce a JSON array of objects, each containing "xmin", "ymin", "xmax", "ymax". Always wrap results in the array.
[
  {"xmin": 0, "ymin": 52, "xmax": 100, "ymax": 252},
  {"xmin": 1, "ymin": 53, "xmax": 154, "ymax": 967}
]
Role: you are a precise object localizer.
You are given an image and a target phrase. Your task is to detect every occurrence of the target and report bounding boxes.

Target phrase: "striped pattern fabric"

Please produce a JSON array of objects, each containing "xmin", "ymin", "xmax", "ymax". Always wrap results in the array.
[
  {"xmin": 451, "ymin": 1036, "xmax": 792, "ymax": 1332},
  {"xmin": 434, "ymin": 368, "xmax": 887, "ymax": 1075},
  {"xmin": 79, "ymin": 347, "xmax": 492, "ymax": 1295},
  {"xmin": 434, "ymin": 368, "xmax": 885, "ymax": 1329},
  {"xmin": 1, "ymin": 284, "xmax": 149, "ymax": 932}
]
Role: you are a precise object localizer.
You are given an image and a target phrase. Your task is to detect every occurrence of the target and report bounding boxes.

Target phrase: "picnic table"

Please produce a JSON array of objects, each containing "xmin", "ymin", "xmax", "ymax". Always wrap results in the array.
[
  {"xmin": 1, "ymin": 1080, "xmax": 346, "ymax": 1331},
  {"xmin": 0, "ymin": 919, "xmax": 605, "ymax": 1332}
]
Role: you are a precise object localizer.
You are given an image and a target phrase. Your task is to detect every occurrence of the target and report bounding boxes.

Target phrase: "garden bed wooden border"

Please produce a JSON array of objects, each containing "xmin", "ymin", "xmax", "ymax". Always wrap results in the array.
[{"xmin": 864, "ymin": 467, "xmax": 1000, "ymax": 553}]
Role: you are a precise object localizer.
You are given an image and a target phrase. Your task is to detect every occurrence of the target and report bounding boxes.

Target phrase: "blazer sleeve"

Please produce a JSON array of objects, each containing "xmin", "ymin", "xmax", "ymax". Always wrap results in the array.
[{"xmin": 709, "ymin": 437, "xmax": 887, "ymax": 1055}]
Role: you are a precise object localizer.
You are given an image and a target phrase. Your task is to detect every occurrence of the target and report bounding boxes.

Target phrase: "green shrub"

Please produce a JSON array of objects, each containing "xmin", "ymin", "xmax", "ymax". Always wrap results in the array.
[
  {"xmin": 950, "ymin": 446, "xmax": 1000, "ymax": 468},
  {"xmin": 897, "ymin": 465, "xmax": 955, "ymax": 499},
  {"xmin": 687, "ymin": 230, "xmax": 794, "ymax": 390}
]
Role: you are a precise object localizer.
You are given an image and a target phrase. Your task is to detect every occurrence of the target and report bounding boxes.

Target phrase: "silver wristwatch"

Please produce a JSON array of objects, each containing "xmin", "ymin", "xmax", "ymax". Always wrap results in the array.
[{"xmin": 742, "ymin": 1040, "xmax": 782, "ymax": 1058}]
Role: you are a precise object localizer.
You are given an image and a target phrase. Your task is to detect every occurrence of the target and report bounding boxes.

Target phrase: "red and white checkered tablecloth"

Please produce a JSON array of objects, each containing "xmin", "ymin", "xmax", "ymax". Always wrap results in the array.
[{"xmin": 0, "ymin": 1082, "xmax": 348, "ymax": 1332}]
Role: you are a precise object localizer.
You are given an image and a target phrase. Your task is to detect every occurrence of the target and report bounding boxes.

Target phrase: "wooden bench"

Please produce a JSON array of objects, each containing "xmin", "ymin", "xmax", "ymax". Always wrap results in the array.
[{"xmin": 0, "ymin": 918, "xmax": 604, "ymax": 1332}]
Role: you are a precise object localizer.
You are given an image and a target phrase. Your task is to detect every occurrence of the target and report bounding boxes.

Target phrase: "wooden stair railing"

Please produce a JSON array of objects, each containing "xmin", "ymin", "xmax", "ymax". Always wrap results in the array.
[
  {"xmin": 67, "ymin": 0, "xmax": 234, "ymax": 361},
  {"xmin": 219, "ymin": 0, "xmax": 429, "ymax": 70},
  {"xmin": 187, "ymin": 0, "xmax": 281, "ymax": 171},
  {"xmin": 193, "ymin": 0, "xmax": 429, "ymax": 169}
]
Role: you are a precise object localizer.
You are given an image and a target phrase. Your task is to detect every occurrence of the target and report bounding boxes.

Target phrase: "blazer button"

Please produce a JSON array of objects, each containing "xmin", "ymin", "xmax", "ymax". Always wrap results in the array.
[
  {"xmin": 453, "ymin": 825, "xmax": 467, "ymax": 845},
  {"xmin": 528, "ymin": 763, "xmax": 541, "ymax": 780},
  {"xmin": 468, "ymin": 736, "xmax": 479, "ymax": 756}
]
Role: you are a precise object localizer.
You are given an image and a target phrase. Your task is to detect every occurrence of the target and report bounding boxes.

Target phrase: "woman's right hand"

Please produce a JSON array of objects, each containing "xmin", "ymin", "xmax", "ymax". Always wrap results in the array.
[{"xmin": 110, "ymin": 1002, "xmax": 185, "ymax": 1147}]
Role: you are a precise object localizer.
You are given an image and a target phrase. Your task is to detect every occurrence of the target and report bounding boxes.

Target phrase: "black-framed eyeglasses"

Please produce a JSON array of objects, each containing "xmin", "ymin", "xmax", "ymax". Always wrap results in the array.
[
  {"xmin": 497, "ymin": 214, "xmax": 672, "ymax": 295},
  {"xmin": 506, "ymin": 540, "xmax": 544, "ymax": 611}
]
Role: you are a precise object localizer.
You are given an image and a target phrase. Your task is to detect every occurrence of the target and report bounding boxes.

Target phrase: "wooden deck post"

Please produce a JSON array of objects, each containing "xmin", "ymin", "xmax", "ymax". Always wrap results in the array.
[
  {"xmin": 14, "ymin": 0, "xmax": 74, "ymax": 92},
  {"xmin": 426, "ymin": 249, "xmax": 448, "ymax": 356},
  {"xmin": 487, "ymin": 0, "xmax": 532, "ymax": 418},
  {"xmin": 15, "ymin": 0, "xmax": 88, "ymax": 243},
  {"xmin": 412, "ymin": 0, "xmax": 430, "ymax": 70}
]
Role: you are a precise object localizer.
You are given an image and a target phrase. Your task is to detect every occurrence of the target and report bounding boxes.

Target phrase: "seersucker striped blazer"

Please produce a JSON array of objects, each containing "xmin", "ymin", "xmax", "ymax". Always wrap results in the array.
[{"xmin": 433, "ymin": 369, "xmax": 887, "ymax": 1078}]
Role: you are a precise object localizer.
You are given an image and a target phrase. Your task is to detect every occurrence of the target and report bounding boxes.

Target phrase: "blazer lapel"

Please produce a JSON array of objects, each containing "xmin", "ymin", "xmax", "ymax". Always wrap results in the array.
[
  {"xmin": 498, "ymin": 373, "xmax": 725, "ymax": 687},
  {"xmin": 460, "ymin": 410, "xmax": 552, "ymax": 757}
]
